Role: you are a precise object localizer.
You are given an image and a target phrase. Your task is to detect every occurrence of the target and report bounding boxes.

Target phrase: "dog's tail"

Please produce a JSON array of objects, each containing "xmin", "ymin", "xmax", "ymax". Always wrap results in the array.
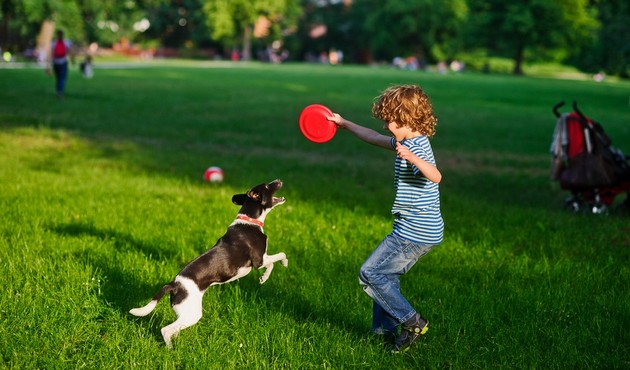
[{"xmin": 129, "ymin": 283, "xmax": 176, "ymax": 317}]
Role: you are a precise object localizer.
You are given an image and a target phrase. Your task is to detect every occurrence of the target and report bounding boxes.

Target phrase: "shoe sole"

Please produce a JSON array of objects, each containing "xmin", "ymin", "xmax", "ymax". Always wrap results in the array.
[{"xmin": 391, "ymin": 322, "xmax": 429, "ymax": 353}]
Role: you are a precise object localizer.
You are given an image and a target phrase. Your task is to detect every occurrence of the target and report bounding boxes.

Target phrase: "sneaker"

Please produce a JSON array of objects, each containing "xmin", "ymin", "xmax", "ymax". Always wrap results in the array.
[
  {"xmin": 373, "ymin": 329, "xmax": 398, "ymax": 347},
  {"xmin": 392, "ymin": 314, "xmax": 429, "ymax": 353},
  {"xmin": 382, "ymin": 330, "xmax": 397, "ymax": 346}
]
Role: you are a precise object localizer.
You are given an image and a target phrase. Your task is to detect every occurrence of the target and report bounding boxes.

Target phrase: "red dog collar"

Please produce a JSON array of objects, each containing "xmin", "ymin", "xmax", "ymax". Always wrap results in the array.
[{"xmin": 236, "ymin": 215, "xmax": 264, "ymax": 227}]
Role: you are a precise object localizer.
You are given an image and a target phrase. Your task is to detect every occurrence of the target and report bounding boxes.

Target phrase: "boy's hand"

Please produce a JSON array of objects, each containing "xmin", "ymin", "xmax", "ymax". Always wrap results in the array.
[
  {"xmin": 327, "ymin": 113, "xmax": 344, "ymax": 127},
  {"xmin": 396, "ymin": 142, "xmax": 413, "ymax": 161},
  {"xmin": 396, "ymin": 142, "xmax": 442, "ymax": 183}
]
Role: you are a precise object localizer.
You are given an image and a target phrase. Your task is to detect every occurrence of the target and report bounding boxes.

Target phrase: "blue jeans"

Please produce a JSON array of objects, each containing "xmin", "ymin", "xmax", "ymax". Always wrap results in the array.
[
  {"xmin": 53, "ymin": 62, "xmax": 68, "ymax": 95},
  {"xmin": 358, "ymin": 233, "xmax": 436, "ymax": 334}
]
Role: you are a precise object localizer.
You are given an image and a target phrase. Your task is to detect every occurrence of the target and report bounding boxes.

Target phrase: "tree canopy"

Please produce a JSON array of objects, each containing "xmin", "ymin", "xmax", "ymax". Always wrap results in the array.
[
  {"xmin": 466, "ymin": 0, "xmax": 599, "ymax": 74},
  {"xmin": 360, "ymin": 0, "xmax": 468, "ymax": 63},
  {"xmin": 0, "ymin": 0, "xmax": 627, "ymax": 77},
  {"xmin": 202, "ymin": 0, "xmax": 301, "ymax": 60}
]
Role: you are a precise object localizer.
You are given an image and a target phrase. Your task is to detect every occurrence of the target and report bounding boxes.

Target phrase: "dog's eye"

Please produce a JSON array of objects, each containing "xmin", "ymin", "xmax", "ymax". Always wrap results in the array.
[{"xmin": 247, "ymin": 190, "xmax": 261, "ymax": 201}]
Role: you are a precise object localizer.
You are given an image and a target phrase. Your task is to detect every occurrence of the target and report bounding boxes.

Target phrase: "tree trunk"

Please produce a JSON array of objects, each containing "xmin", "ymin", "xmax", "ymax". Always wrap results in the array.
[
  {"xmin": 356, "ymin": 48, "xmax": 372, "ymax": 64},
  {"xmin": 0, "ymin": 14, "xmax": 9, "ymax": 51},
  {"xmin": 513, "ymin": 45, "xmax": 525, "ymax": 75},
  {"xmin": 37, "ymin": 20, "xmax": 55, "ymax": 63},
  {"xmin": 241, "ymin": 24, "xmax": 252, "ymax": 61}
]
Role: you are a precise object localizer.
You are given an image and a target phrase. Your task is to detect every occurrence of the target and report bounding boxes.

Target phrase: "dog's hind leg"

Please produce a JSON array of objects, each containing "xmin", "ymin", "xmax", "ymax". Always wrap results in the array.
[
  {"xmin": 259, "ymin": 252, "xmax": 288, "ymax": 284},
  {"xmin": 161, "ymin": 277, "xmax": 204, "ymax": 349},
  {"xmin": 161, "ymin": 304, "xmax": 202, "ymax": 349}
]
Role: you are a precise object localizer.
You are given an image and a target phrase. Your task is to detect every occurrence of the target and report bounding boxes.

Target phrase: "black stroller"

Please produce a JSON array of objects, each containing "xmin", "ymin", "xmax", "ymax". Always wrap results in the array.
[{"xmin": 550, "ymin": 101, "xmax": 630, "ymax": 214}]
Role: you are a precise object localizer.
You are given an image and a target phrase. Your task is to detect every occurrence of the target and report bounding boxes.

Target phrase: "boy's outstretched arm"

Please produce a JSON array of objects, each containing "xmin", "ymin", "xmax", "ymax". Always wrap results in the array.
[{"xmin": 327, "ymin": 113, "xmax": 392, "ymax": 150}]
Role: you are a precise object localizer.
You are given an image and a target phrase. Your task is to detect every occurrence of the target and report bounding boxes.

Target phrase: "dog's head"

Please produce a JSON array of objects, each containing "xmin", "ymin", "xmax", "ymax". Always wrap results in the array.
[{"xmin": 232, "ymin": 179, "xmax": 286, "ymax": 219}]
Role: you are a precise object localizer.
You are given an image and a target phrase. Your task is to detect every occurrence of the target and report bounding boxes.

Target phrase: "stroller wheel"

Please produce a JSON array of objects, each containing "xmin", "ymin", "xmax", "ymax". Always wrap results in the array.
[
  {"xmin": 591, "ymin": 203, "xmax": 608, "ymax": 215},
  {"xmin": 564, "ymin": 197, "xmax": 581, "ymax": 213}
]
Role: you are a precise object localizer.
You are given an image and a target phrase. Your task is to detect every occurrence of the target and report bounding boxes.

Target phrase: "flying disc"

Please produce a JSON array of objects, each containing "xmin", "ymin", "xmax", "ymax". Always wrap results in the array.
[{"xmin": 299, "ymin": 104, "xmax": 337, "ymax": 143}]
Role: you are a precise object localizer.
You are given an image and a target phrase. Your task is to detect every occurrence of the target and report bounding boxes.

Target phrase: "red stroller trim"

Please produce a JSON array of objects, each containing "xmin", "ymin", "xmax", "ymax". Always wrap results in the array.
[{"xmin": 565, "ymin": 113, "xmax": 586, "ymax": 159}]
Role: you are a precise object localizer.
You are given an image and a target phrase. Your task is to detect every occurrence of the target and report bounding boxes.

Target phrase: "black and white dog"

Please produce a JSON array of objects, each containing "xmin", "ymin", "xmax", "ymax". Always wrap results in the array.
[{"xmin": 129, "ymin": 179, "xmax": 288, "ymax": 348}]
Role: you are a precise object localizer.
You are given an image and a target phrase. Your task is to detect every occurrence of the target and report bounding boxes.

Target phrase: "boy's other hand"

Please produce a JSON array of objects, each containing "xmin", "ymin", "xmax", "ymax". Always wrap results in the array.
[{"xmin": 396, "ymin": 142, "xmax": 413, "ymax": 160}]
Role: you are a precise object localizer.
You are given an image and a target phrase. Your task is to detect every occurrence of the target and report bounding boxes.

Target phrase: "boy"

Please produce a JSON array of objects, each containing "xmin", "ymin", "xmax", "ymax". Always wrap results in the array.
[{"xmin": 327, "ymin": 84, "xmax": 444, "ymax": 353}]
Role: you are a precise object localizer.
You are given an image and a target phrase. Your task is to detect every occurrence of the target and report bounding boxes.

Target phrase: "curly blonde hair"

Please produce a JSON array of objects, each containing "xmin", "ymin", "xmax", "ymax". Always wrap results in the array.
[{"xmin": 371, "ymin": 84, "xmax": 437, "ymax": 137}]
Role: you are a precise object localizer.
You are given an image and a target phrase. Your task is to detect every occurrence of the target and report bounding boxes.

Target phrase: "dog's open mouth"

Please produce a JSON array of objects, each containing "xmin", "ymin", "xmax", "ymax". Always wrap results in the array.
[
  {"xmin": 269, "ymin": 179, "xmax": 285, "ymax": 206},
  {"xmin": 273, "ymin": 196, "xmax": 286, "ymax": 206}
]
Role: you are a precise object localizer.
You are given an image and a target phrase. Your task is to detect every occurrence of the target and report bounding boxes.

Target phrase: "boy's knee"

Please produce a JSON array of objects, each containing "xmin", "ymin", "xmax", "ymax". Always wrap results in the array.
[{"xmin": 358, "ymin": 265, "xmax": 372, "ymax": 285}]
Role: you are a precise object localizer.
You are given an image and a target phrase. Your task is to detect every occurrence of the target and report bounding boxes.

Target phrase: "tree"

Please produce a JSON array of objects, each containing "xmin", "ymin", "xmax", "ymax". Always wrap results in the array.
[
  {"xmin": 202, "ymin": 0, "xmax": 301, "ymax": 60},
  {"xmin": 0, "ymin": 0, "xmax": 167, "ymax": 54},
  {"xmin": 570, "ymin": 0, "xmax": 629, "ymax": 77},
  {"xmin": 351, "ymin": 0, "xmax": 468, "ymax": 64},
  {"xmin": 78, "ymin": 0, "xmax": 167, "ymax": 47},
  {"xmin": 466, "ymin": 0, "xmax": 599, "ymax": 75},
  {"xmin": 1, "ymin": 0, "xmax": 84, "ymax": 52},
  {"xmin": 142, "ymin": 0, "xmax": 215, "ymax": 49},
  {"xmin": 289, "ymin": 0, "xmax": 361, "ymax": 63}
]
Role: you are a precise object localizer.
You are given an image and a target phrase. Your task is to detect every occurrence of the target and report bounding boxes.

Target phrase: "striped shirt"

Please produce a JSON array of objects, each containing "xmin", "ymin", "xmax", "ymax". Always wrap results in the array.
[{"xmin": 390, "ymin": 137, "xmax": 444, "ymax": 244}]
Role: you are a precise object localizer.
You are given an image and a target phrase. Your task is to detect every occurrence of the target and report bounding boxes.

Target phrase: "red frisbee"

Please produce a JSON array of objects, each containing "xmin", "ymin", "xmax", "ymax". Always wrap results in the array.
[{"xmin": 299, "ymin": 104, "xmax": 337, "ymax": 143}]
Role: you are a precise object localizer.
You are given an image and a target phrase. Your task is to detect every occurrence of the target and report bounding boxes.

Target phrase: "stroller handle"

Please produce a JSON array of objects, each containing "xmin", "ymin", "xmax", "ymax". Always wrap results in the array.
[
  {"xmin": 572, "ymin": 100, "xmax": 587, "ymax": 121},
  {"xmin": 553, "ymin": 101, "xmax": 588, "ymax": 122},
  {"xmin": 553, "ymin": 101, "xmax": 565, "ymax": 118}
]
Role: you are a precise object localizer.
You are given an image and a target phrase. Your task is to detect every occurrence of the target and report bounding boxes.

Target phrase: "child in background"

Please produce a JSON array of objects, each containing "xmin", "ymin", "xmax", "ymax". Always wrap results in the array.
[
  {"xmin": 80, "ymin": 55, "xmax": 93, "ymax": 78},
  {"xmin": 327, "ymin": 84, "xmax": 444, "ymax": 353}
]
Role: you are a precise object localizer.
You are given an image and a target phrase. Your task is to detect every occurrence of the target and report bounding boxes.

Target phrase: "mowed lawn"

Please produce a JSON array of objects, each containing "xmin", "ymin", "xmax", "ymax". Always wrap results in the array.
[{"xmin": 0, "ymin": 61, "xmax": 629, "ymax": 369}]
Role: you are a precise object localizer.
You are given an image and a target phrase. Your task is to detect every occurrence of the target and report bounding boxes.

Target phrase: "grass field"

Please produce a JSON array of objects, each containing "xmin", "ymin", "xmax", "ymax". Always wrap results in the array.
[{"xmin": 1, "ymin": 61, "xmax": 629, "ymax": 369}]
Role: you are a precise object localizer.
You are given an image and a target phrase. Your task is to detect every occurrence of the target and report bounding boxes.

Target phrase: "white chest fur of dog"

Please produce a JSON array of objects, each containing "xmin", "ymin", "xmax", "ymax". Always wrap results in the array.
[{"xmin": 129, "ymin": 179, "xmax": 288, "ymax": 348}]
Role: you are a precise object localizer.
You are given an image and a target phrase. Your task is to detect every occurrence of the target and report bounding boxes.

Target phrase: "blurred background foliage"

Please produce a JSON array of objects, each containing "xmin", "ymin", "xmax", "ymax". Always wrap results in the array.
[{"xmin": 1, "ymin": 0, "xmax": 628, "ymax": 77}]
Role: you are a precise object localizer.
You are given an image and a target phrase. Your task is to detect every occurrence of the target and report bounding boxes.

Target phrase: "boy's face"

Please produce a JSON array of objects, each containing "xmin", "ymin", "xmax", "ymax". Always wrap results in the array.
[{"xmin": 384, "ymin": 121, "xmax": 410, "ymax": 141}]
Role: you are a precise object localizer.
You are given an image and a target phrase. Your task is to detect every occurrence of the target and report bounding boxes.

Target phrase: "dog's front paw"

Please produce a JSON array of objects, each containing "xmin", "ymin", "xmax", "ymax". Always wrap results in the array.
[
  {"xmin": 281, "ymin": 258, "xmax": 288, "ymax": 267},
  {"xmin": 259, "ymin": 275, "xmax": 269, "ymax": 284}
]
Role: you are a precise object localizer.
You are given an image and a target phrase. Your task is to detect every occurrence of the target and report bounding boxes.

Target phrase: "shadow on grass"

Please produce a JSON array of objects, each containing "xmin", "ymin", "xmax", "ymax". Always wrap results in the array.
[
  {"xmin": 48, "ymin": 221, "xmax": 177, "ymax": 316},
  {"xmin": 49, "ymin": 222, "xmax": 180, "ymax": 344},
  {"xmin": 48, "ymin": 220, "xmax": 371, "ymax": 345},
  {"xmin": 50, "ymin": 221, "xmax": 181, "ymax": 260}
]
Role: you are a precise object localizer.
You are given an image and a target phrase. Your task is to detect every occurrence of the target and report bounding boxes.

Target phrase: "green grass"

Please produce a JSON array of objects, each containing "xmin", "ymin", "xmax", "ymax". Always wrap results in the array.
[{"xmin": 1, "ymin": 61, "xmax": 629, "ymax": 369}]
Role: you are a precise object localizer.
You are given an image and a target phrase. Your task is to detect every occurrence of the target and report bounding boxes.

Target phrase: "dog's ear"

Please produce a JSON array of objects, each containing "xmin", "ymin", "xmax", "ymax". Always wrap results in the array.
[
  {"xmin": 247, "ymin": 190, "xmax": 261, "ymax": 202},
  {"xmin": 232, "ymin": 194, "xmax": 248, "ymax": 205}
]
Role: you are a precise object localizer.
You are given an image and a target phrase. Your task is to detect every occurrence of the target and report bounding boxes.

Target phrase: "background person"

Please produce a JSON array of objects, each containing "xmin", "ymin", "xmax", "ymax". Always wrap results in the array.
[
  {"xmin": 50, "ymin": 30, "xmax": 72, "ymax": 98},
  {"xmin": 80, "ymin": 55, "xmax": 93, "ymax": 78}
]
